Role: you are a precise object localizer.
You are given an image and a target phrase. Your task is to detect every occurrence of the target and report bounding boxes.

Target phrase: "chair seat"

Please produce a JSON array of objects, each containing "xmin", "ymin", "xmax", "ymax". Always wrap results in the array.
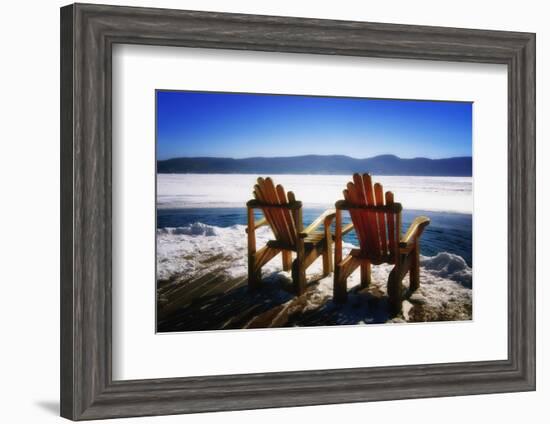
[
  {"xmin": 303, "ymin": 231, "xmax": 329, "ymax": 245},
  {"xmin": 266, "ymin": 231, "xmax": 330, "ymax": 251}
]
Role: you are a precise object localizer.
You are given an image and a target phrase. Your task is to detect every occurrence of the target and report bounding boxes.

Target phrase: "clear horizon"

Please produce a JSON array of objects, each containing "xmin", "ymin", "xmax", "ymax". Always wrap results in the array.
[{"xmin": 157, "ymin": 91, "xmax": 472, "ymax": 161}]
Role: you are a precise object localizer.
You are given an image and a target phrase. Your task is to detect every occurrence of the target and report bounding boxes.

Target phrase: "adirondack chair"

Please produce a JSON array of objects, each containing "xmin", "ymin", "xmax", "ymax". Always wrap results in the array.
[
  {"xmin": 333, "ymin": 174, "xmax": 430, "ymax": 315},
  {"xmin": 246, "ymin": 177, "xmax": 336, "ymax": 295}
]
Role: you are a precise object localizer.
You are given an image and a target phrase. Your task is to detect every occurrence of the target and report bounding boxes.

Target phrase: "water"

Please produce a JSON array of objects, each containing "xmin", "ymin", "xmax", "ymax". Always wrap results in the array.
[{"xmin": 157, "ymin": 207, "xmax": 472, "ymax": 267}]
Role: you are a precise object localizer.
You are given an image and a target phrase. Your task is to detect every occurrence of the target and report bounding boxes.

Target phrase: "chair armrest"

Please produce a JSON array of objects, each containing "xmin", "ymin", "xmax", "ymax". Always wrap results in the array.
[
  {"xmin": 245, "ymin": 217, "xmax": 268, "ymax": 233},
  {"xmin": 301, "ymin": 209, "xmax": 336, "ymax": 236},
  {"xmin": 341, "ymin": 223, "xmax": 354, "ymax": 236},
  {"xmin": 400, "ymin": 216, "xmax": 430, "ymax": 247}
]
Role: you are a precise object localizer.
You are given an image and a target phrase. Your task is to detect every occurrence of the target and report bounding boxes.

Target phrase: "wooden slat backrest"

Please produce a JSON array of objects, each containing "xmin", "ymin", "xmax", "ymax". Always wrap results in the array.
[
  {"xmin": 361, "ymin": 174, "xmax": 380, "ymax": 256},
  {"xmin": 386, "ymin": 191, "xmax": 399, "ymax": 262},
  {"xmin": 341, "ymin": 173, "xmax": 401, "ymax": 263},
  {"xmin": 253, "ymin": 177, "xmax": 298, "ymax": 246},
  {"xmin": 374, "ymin": 183, "xmax": 388, "ymax": 255},
  {"xmin": 385, "ymin": 191, "xmax": 400, "ymax": 263}
]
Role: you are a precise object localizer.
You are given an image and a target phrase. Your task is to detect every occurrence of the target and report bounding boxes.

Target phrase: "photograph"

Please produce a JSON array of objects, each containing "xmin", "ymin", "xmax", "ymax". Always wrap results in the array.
[
  {"xmin": 155, "ymin": 90, "xmax": 473, "ymax": 333},
  {"xmin": 1, "ymin": 0, "xmax": 539, "ymax": 422}
]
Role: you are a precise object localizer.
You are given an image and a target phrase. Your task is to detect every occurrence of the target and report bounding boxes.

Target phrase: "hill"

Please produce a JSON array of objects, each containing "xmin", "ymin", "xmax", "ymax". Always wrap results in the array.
[{"xmin": 157, "ymin": 154, "xmax": 472, "ymax": 176}]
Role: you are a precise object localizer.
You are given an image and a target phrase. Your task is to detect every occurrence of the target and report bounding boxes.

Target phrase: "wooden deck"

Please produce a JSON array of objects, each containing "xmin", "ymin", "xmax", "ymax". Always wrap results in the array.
[
  {"xmin": 157, "ymin": 263, "xmax": 471, "ymax": 333},
  {"xmin": 157, "ymin": 268, "xmax": 397, "ymax": 332}
]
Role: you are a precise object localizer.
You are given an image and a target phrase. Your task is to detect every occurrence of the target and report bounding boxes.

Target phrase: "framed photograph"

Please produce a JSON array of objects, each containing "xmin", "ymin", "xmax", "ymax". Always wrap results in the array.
[{"xmin": 60, "ymin": 3, "xmax": 536, "ymax": 420}]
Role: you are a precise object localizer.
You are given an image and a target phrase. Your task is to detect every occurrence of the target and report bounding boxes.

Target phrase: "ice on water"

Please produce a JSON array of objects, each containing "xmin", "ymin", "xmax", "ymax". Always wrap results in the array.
[{"xmin": 157, "ymin": 174, "xmax": 472, "ymax": 214}]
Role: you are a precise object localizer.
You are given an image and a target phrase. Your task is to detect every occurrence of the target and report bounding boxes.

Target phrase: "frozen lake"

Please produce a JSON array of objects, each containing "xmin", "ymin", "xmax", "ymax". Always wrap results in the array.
[{"xmin": 157, "ymin": 174, "xmax": 472, "ymax": 214}]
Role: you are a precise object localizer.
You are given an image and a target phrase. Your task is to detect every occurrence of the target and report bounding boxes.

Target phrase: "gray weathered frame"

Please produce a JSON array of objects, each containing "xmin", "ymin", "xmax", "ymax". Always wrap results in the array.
[{"xmin": 60, "ymin": 3, "xmax": 536, "ymax": 421}]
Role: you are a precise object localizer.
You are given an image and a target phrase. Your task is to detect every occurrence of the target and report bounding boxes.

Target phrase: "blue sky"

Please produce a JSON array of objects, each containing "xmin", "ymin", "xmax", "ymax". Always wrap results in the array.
[{"xmin": 156, "ymin": 90, "xmax": 472, "ymax": 160}]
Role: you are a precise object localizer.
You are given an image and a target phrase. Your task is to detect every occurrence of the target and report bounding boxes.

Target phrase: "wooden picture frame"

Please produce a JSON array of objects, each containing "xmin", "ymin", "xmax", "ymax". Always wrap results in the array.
[{"xmin": 60, "ymin": 3, "xmax": 535, "ymax": 420}]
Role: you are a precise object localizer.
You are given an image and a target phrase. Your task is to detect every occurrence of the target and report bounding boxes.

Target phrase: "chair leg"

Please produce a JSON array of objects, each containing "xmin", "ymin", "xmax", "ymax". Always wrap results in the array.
[
  {"xmin": 387, "ymin": 268, "xmax": 402, "ymax": 316},
  {"xmin": 333, "ymin": 264, "xmax": 348, "ymax": 304},
  {"xmin": 322, "ymin": 241, "xmax": 333, "ymax": 277},
  {"xmin": 360, "ymin": 261, "xmax": 371, "ymax": 288},
  {"xmin": 292, "ymin": 258, "xmax": 307, "ymax": 295},
  {"xmin": 248, "ymin": 254, "xmax": 262, "ymax": 291},
  {"xmin": 282, "ymin": 251, "xmax": 292, "ymax": 271},
  {"xmin": 292, "ymin": 239, "xmax": 307, "ymax": 295},
  {"xmin": 409, "ymin": 243, "xmax": 420, "ymax": 292},
  {"xmin": 333, "ymin": 256, "xmax": 360, "ymax": 304},
  {"xmin": 248, "ymin": 246, "xmax": 279, "ymax": 291}
]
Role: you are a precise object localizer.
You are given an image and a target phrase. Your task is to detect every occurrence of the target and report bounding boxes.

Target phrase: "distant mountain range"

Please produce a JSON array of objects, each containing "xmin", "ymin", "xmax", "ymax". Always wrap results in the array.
[{"xmin": 157, "ymin": 154, "xmax": 472, "ymax": 176}]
